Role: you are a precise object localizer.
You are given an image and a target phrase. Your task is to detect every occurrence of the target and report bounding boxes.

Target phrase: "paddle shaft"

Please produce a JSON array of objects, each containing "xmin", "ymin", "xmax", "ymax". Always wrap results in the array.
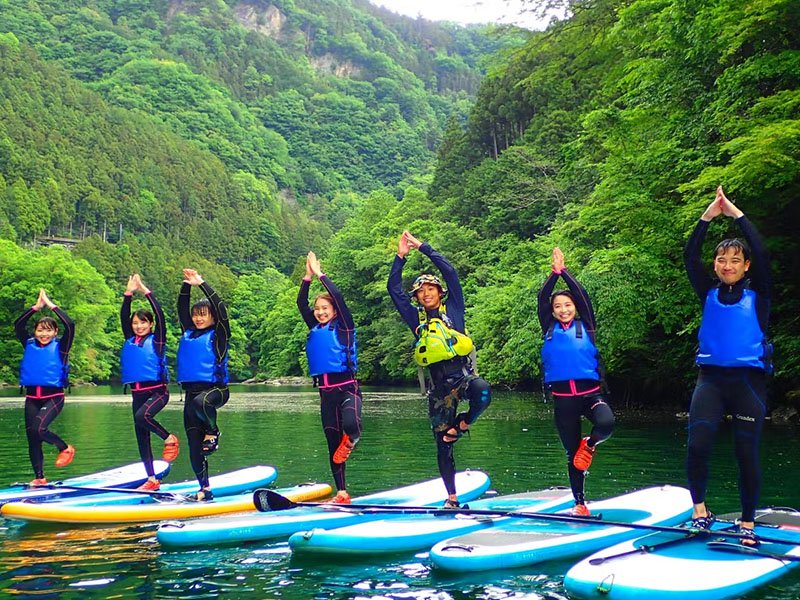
[
  {"xmin": 25, "ymin": 482, "xmax": 186, "ymax": 501},
  {"xmin": 258, "ymin": 491, "xmax": 797, "ymax": 545},
  {"xmin": 707, "ymin": 540, "xmax": 800, "ymax": 562}
]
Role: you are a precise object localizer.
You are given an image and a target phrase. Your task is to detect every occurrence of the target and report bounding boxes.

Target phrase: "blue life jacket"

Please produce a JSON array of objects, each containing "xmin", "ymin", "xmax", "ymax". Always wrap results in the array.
[
  {"xmin": 696, "ymin": 288, "xmax": 771, "ymax": 371},
  {"xmin": 541, "ymin": 319, "xmax": 601, "ymax": 383},
  {"xmin": 20, "ymin": 338, "xmax": 68, "ymax": 387},
  {"xmin": 177, "ymin": 329, "xmax": 228, "ymax": 384},
  {"xmin": 121, "ymin": 334, "xmax": 168, "ymax": 384},
  {"xmin": 306, "ymin": 319, "xmax": 357, "ymax": 377}
]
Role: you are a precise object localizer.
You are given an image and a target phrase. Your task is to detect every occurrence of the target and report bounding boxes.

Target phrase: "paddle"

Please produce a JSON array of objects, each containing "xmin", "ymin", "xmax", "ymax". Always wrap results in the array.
[
  {"xmin": 21, "ymin": 482, "xmax": 191, "ymax": 502},
  {"xmin": 707, "ymin": 540, "xmax": 800, "ymax": 562},
  {"xmin": 589, "ymin": 531, "xmax": 704, "ymax": 565},
  {"xmin": 254, "ymin": 490, "xmax": 798, "ymax": 546}
]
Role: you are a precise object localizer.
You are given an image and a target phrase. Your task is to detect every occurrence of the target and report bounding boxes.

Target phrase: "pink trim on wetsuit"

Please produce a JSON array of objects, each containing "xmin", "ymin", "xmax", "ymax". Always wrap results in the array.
[{"xmin": 319, "ymin": 373, "xmax": 357, "ymax": 390}]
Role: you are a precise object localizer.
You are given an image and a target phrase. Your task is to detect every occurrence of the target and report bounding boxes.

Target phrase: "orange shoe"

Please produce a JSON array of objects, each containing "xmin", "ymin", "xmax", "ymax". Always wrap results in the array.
[
  {"xmin": 162, "ymin": 434, "xmax": 180, "ymax": 462},
  {"xmin": 573, "ymin": 437, "xmax": 596, "ymax": 471},
  {"xmin": 326, "ymin": 491, "xmax": 351, "ymax": 504},
  {"xmin": 332, "ymin": 434, "xmax": 356, "ymax": 465},
  {"xmin": 29, "ymin": 478, "xmax": 48, "ymax": 486},
  {"xmin": 55, "ymin": 445, "xmax": 75, "ymax": 467},
  {"xmin": 571, "ymin": 503, "xmax": 591, "ymax": 517},
  {"xmin": 137, "ymin": 479, "xmax": 161, "ymax": 491}
]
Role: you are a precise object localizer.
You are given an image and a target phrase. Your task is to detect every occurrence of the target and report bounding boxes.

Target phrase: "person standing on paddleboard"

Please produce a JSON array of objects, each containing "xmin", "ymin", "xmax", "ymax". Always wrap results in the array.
[
  {"xmin": 538, "ymin": 247, "xmax": 614, "ymax": 517},
  {"xmin": 176, "ymin": 268, "xmax": 230, "ymax": 502},
  {"xmin": 684, "ymin": 185, "xmax": 772, "ymax": 547},
  {"xmin": 15, "ymin": 288, "xmax": 75, "ymax": 485},
  {"xmin": 120, "ymin": 273, "xmax": 179, "ymax": 492},
  {"xmin": 298, "ymin": 251, "xmax": 362, "ymax": 505},
  {"xmin": 388, "ymin": 230, "xmax": 491, "ymax": 508}
]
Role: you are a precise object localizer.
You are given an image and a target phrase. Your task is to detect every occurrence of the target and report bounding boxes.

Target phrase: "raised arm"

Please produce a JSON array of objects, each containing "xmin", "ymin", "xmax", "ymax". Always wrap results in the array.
[
  {"xmin": 140, "ymin": 278, "xmax": 167, "ymax": 355},
  {"xmin": 387, "ymin": 234, "xmax": 421, "ymax": 331},
  {"xmin": 177, "ymin": 282, "xmax": 193, "ymax": 332},
  {"xmin": 14, "ymin": 307, "xmax": 37, "ymax": 344},
  {"xmin": 200, "ymin": 281, "xmax": 229, "ymax": 361},
  {"xmin": 120, "ymin": 275, "xmax": 138, "ymax": 339}
]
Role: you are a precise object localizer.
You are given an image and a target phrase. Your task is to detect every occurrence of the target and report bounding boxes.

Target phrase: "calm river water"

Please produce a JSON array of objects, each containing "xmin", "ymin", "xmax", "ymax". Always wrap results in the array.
[{"xmin": 1, "ymin": 386, "xmax": 798, "ymax": 599}]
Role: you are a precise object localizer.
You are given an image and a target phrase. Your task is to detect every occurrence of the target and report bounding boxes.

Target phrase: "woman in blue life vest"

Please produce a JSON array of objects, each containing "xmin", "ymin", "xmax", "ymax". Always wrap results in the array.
[
  {"xmin": 298, "ymin": 251, "xmax": 361, "ymax": 505},
  {"xmin": 14, "ymin": 288, "xmax": 76, "ymax": 484},
  {"xmin": 388, "ymin": 230, "xmax": 491, "ymax": 509},
  {"xmin": 176, "ymin": 268, "xmax": 230, "ymax": 501},
  {"xmin": 121, "ymin": 274, "xmax": 179, "ymax": 492},
  {"xmin": 684, "ymin": 186, "xmax": 772, "ymax": 547},
  {"xmin": 538, "ymin": 247, "xmax": 614, "ymax": 517}
]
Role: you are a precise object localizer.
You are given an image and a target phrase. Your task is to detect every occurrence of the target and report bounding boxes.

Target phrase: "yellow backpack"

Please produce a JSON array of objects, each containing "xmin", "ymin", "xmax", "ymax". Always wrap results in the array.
[{"xmin": 414, "ymin": 306, "xmax": 474, "ymax": 366}]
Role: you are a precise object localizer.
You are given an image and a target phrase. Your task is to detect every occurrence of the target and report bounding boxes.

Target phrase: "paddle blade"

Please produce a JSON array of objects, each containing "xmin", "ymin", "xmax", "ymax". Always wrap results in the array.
[{"xmin": 253, "ymin": 489, "xmax": 297, "ymax": 512}]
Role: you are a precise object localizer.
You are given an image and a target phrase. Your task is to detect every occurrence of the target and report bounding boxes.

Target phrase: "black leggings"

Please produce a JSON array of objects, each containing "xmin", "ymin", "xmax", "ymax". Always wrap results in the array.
[
  {"xmin": 553, "ymin": 392, "xmax": 614, "ymax": 504},
  {"xmin": 132, "ymin": 387, "xmax": 170, "ymax": 478},
  {"xmin": 429, "ymin": 373, "xmax": 492, "ymax": 496},
  {"xmin": 24, "ymin": 395, "xmax": 67, "ymax": 479},
  {"xmin": 183, "ymin": 385, "xmax": 229, "ymax": 489},
  {"xmin": 320, "ymin": 382, "xmax": 362, "ymax": 492},
  {"xmin": 687, "ymin": 368, "xmax": 767, "ymax": 522}
]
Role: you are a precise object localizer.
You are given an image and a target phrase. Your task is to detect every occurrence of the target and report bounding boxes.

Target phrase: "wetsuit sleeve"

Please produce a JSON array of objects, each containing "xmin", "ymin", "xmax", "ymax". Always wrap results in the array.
[
  {"xmin": 684, "ymin": 219, "xmax": 714, "ymax": 302},
  {"xmin": 387, "ymin": 254, "xmax": 420, "ymax": 332},
  {"xmin": 737, "ymin": 216, "xmax": 772, "ymax": 298},
  {"xmin": 297, "ymin": 278, "xmax": 317, "ymax": 329},
  {"xmin": 145, "ymin": 292, "xmax": 167, "ymax": 356},
  {"xmin": 320, "ymin": 275, "xmax": 355, "ymax": 331},
  {"xmin": 178, "ymin": 282, "xmax": 193, "ymax": 332},
  {"xmin": 537, "ymin": 272, "xmax": 559, "ymax": 332},
  {"xmin": 559, "ymin": 268, "xmax": 596, "ymax": 333},
  {"xmin": 14, "ymin": 308, "xmax": 36, "ymax": 345},
  {"xmin": 420, "ymin": 243, "xmax": 465, "ymax": 332},
  {"xmin": 199, "ymin": 281, "xmax": 230, "ymax": 362},
  {"xmin": 120, "ymin": 294, "xmax": 134, "ymax": 339},
  {"xmin": 52, "ymin": 306, "xmax": 75, "ymax": 357}
]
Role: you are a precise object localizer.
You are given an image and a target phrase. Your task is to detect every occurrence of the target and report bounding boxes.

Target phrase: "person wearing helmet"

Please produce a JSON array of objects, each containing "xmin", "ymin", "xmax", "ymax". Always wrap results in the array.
[{"xmin": 387, "ymin": 230, "xmax": 491, "ymax": 508}]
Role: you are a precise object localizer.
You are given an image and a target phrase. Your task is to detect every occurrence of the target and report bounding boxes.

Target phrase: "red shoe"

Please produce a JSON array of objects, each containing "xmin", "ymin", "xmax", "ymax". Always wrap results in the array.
[
  {"xmin": 573, "ymin": 437, "xmax": 596, "ymax": 471},
  {"xmin": 55, "ymin": 445, "xmax": 75, "ymax": 467},
  {"xmin": 137, "ymin": 479, "xmax": 161, "ymax": 491},
  {"xmin": 326, "ymin": 491, "xmax": 351, "ymax": 504},
  {"xmin": 571, "ymin": 503, "xmax": 591, "ymax": 517},
  {"xmin": 29, "ymin": 478, "xmax": 48, "ymax": 486},
  {"xmin": 162, "ymin": 434, "xmax": 180, "ymax": 462},
  {"xmin": 332, "ymin": 434, "xmax": 355, "ymax": 465}
]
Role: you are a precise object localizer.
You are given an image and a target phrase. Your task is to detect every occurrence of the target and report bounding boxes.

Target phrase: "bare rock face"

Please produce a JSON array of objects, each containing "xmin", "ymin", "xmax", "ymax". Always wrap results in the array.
[
  {"xmin": 232, "ymin": 3, "xmax": 287, "ymax": 38},
  {"xmin": 309, "ymin": 53, "xmax": 361, "ymax": 78}
]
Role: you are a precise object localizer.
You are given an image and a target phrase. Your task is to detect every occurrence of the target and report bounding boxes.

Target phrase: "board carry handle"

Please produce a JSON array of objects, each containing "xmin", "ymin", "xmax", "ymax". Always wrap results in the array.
[{"xmin": 254, "ymin": 490, "xmax": 799, "ymax": 546}]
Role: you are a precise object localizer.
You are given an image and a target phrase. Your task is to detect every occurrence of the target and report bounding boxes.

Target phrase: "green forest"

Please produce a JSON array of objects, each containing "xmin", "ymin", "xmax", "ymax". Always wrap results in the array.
[{"xmin": 1, "ymin": 0, "xmax": 798, "ymax": 407}]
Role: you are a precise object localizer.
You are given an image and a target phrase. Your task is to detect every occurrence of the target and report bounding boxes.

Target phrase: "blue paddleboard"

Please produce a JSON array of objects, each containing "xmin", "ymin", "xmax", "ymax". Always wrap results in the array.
[
  {"xmin": 564, "ymin": 508, "xmax": 800, "ymax": 599},
  {"xmin": 0, "ymin": 460, "xmax": 170, "ymax": 506},
  {"xmin": 157, "ymin": 470, "xmax": 491, "ymax": 548},
  {"xmin": 429, "ymin": 485, "xmax": 693, "ymax": 571},
  {"xmin": 288, "ymin": 487, "xmax": 574, "ymax": 556}
]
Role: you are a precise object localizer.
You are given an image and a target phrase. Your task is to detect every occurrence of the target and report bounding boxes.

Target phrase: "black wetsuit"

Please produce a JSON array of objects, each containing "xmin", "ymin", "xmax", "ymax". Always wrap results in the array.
[
  {"xmin": 15, "ymin": 306, "xmax": 74, "ymax": 480},
  {"xmin": 538, "ymin": 269, "xmax": 614, "ymax": 504},
  {"xmin": 684, "ymin": 216, "xmax": 771, "ymax": 522},
  {"xmin": 177, "ymin": 282, "xmax": 230, "ymax": 491},
  {"xmin": 388, "ymin": 244, "xmax": 491, "ymax": 497},
  {"xmin": 298, "ymin": 275, "xmax": 362, "ymax": 493},
  {"xmin": 121, "ymin": 292, "xmax": 169, "ymax": 478}
]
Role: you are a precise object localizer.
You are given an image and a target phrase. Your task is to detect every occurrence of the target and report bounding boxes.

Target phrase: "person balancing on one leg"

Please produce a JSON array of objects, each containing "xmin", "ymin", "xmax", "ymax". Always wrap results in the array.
[
  {"xmin": 684, "ymin": 185, "xmax": 772, "ymax": 547},
  {"xmin": 298, "ymin": 251, "xmax": 362, "ymax": 505},
  {"xmin": 120, "ymin": 273, "xmax": 179, "ymax": 491},
  {"xmin": 388, "ymin": 231, "xmax": 491, "ymax": 508},
  {"xmin": 15, "ymin": 289, "xmax": 76, "ymax": 484},
  {"xmin": 538, "ymin": 247, "xmax": 614, "ymax": 516}
]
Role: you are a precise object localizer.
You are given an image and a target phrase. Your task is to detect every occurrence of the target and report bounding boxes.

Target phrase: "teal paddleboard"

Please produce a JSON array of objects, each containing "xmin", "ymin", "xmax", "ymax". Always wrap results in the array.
[
  {"xmin": 288, "ymin": 487, "xmax": 574, "ymax": 556},
  {"xmin": 157, "ymin": 470, "xmax": 491, "ymax": 548},
  {"xmin": 564, "ymin": 508, "xmax": 800, "ymax": 599},
  {"xmin": 0, "ymin": 460, "xmax": 170, "ymax": 506},
  {"xmin": 429, "ymin": 485, "xmax": 693, "ymax": 571}
]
